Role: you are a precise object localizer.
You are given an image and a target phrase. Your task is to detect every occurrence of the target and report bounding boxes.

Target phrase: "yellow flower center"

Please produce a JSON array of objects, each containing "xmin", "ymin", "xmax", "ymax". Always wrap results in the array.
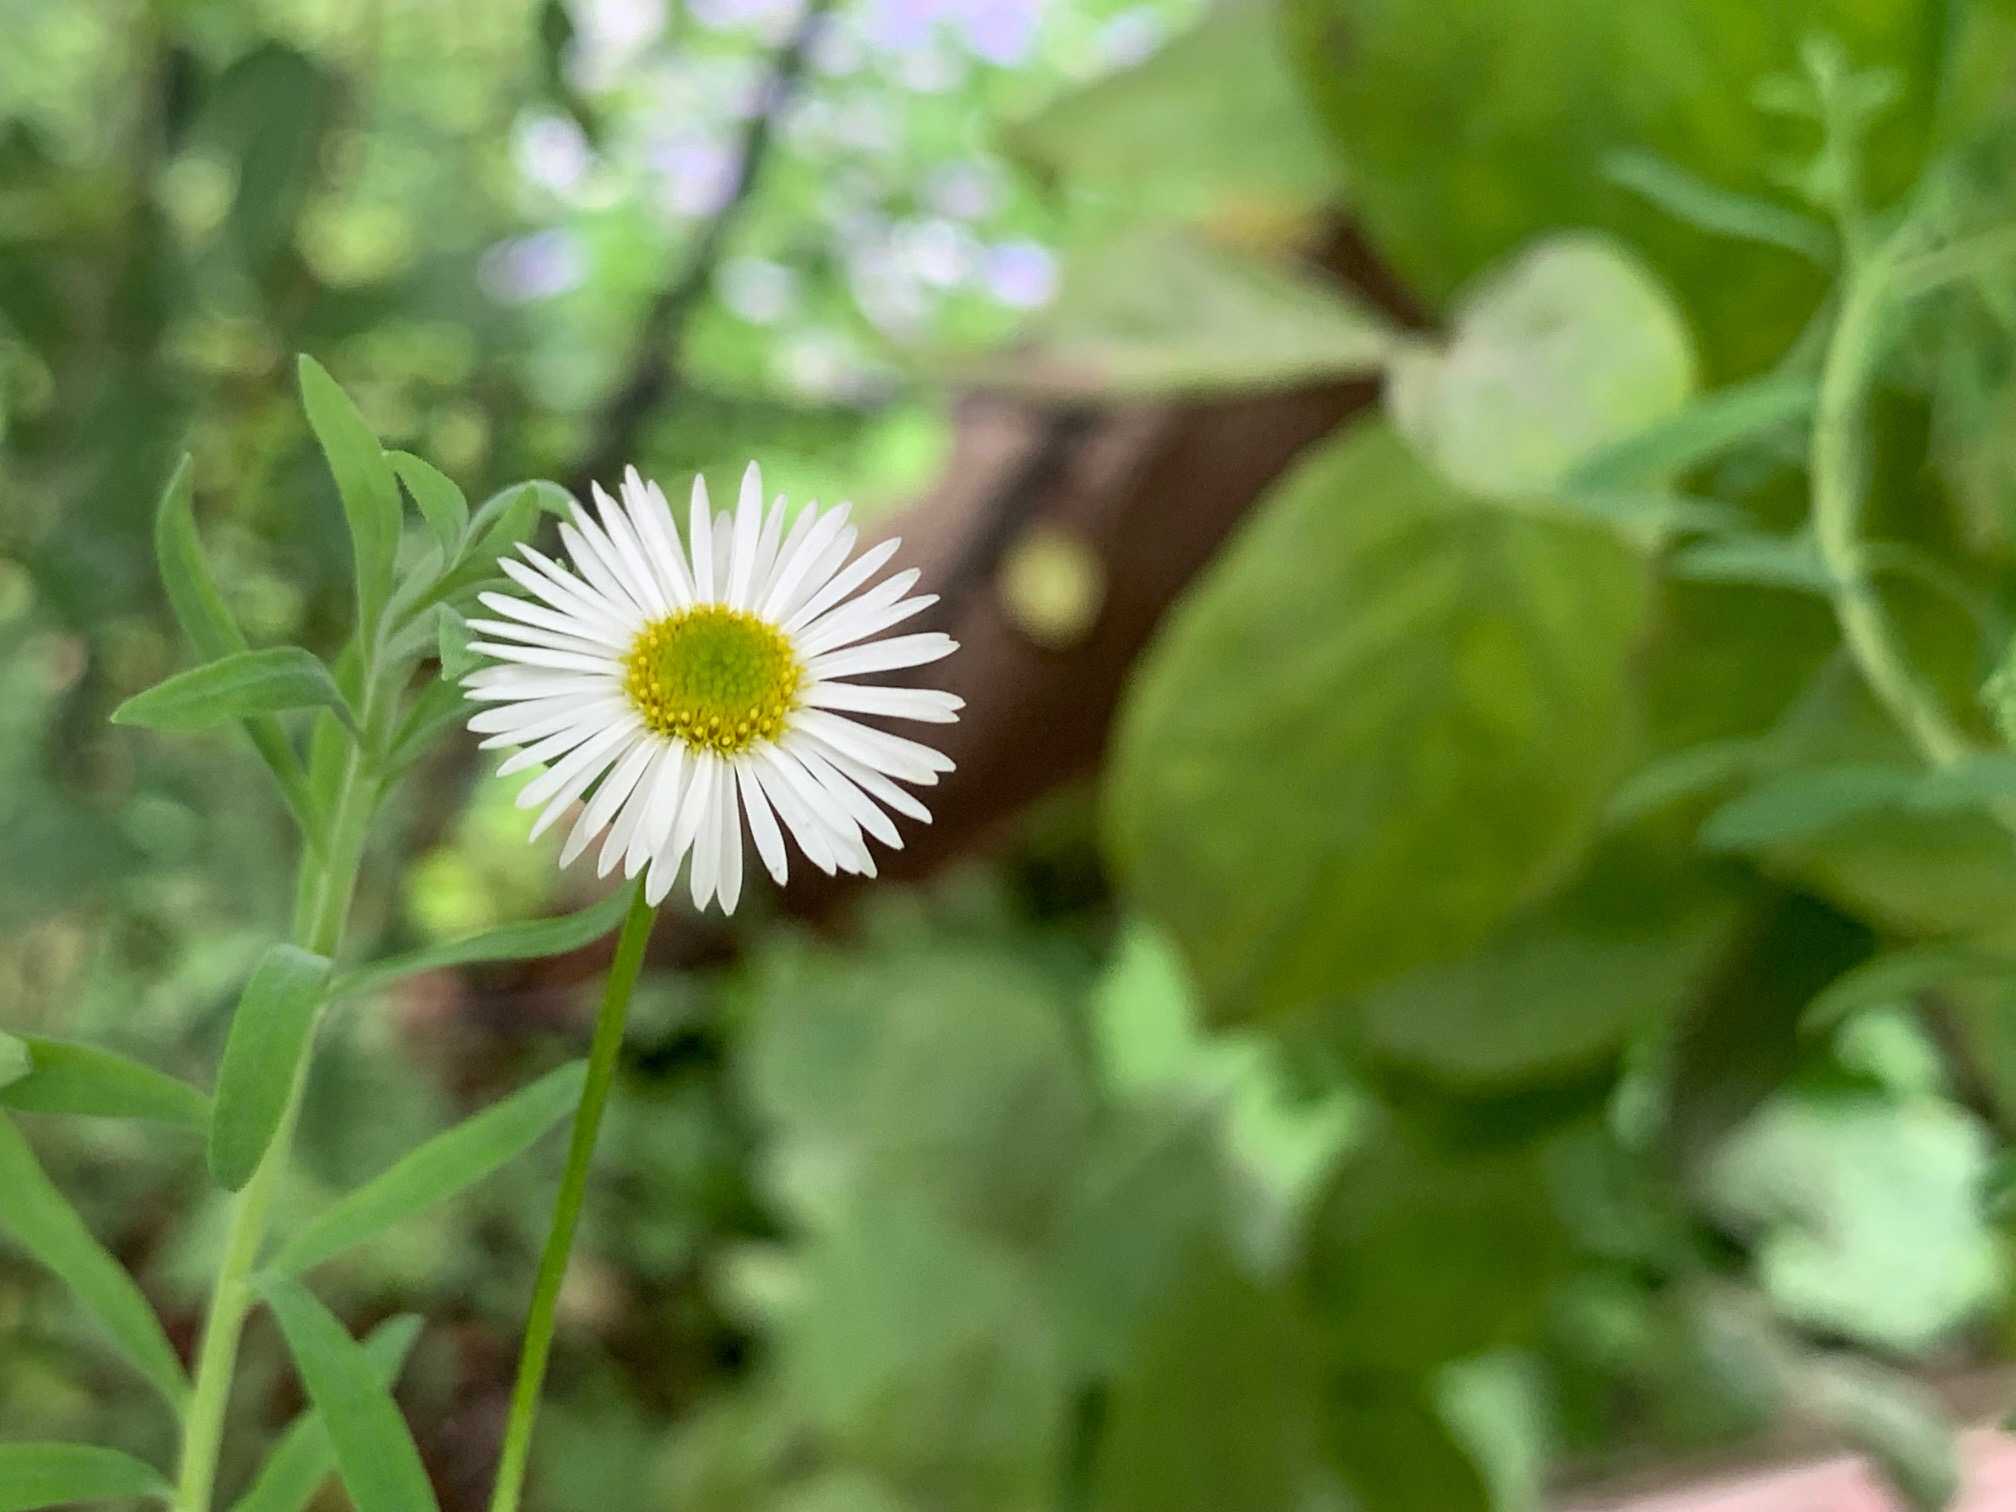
[{"xmin": 621, "ymin": 606, "xmax": 803, "ymax": 756}]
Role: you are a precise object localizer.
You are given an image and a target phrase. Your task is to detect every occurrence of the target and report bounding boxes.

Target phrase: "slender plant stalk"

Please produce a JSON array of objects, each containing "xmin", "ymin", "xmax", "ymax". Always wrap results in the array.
[
  {"xmin": 174, "ymin": 712, "xmax": 378, "ymax": 1512},
  {"xmin": 1810, "ymin": 248, "xmax": 1979, "ymax": 773},
  {"xmin": 489, "ymin": 882, "xmax": 657, "ymax": 1512}
]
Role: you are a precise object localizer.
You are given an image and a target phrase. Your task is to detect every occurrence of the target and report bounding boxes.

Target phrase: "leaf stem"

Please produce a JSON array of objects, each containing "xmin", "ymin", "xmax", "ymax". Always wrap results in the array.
[
  {"xmin": 488, "ymin": 882, "xmax": 656, "ymax": 1512},
  {"xmin": 1810, "ymin": 247, "xmax": 1978, "ymax": 771},
  {"xmin": 174, "ymin": 708, "xmax": 377, "ymax": 1512}
]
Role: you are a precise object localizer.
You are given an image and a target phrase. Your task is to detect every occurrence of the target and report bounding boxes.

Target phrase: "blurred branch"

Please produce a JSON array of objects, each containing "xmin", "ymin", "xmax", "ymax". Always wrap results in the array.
[{"xmin": 566, "ymin": 0, "xmax": 835, "ymax": 498}]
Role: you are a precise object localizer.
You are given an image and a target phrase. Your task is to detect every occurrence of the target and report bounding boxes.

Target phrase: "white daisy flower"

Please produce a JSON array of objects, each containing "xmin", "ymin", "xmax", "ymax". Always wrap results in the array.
[{"xmin": 462, "ymin": 463, "xmax": 961, "ymax": 912}]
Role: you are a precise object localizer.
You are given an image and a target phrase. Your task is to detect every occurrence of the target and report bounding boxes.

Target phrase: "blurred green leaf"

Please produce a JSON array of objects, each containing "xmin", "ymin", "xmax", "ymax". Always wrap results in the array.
[
  {"xmin": 1326, "ymin": 1387, "xmax": 1492, "ymax": 1512},
  {"xmin": 0, "ymin": 1037, "xmax": 210, "ymax": 1129},
  {"xmin": 259, "ymin": 1276, "xmax": 441, "ymax": 1512},
  {"xmin": 113, "ymin": 647, "xmax": 357, "ymax": 737},
  {"xmin": 387, "ymin": 451, "xmax": 470, "ymax": 559},
  {"xmin": 1801, "ymin": 1357, "xmax": 1958, "ymax": 1512},
  {"xmin": 1804, "ymin": 944, "xmax": 2016, "ymax": 1033},
  {"xmin": 201, "ymin": 44, "xmax": 337, "ymax": 271},
  {"xmin": 210, "ymin": 945, "xmax": 331, "ymax": 1191},
  {"xmin": 330, "ymin": 886, "xmax": 630, "ymax": 1001},
  {"xmin": 1009, "ymin": 0, "xmax": 1343, "ymax": 236},
  {"xmin": 1091, "ymin": 1247, "xmax": 1331, "ymax": 1512},
  {"xmin": 963, "ymin": 230, "xmax": 1393, "ymax": 397},
  {"xmin": 435, "ymin": 604, "xmax": 480, "ymax": 681},
  {"xmin": 1108, "ymin": 421, "xmax": 1648, "ymax": 1021},
  {"xmin": 230, "ymin": 1316, "xmax": 424, "ymax": 1512},
  {"xmin": 0, "ymin": 1443, "xmax": 171, "ymax": 1510},
  {"xmin": 1702, "ymin": 764, "xmax": 1919, "ymax": 848},
  {"xmin": 1566, "ymin": 373, "xmax": 1821, "ymax": 491},
  {"xmin": 1706, "ymin": 1093, "xmax": 2005, "ymax": 1352},
  {"xmin": 152, "ymin": 454, "xmax": 319, "ymax": 836},
  {"xmin": 1604, "ymin": 149, "xmax": 1836, "ymax": 263},
  {"xmin": 270, "ymin": 1061, "xmax": 585, "ymax": 1275},
  {"xmin": 0, "ymin": 1114, "xmax": 188, "ymax": 1411},
  {"xmin": 1668, "ymin": 532, "xmax": 1835, "ymax": 592},
  {"xmin": 0, "ymin": 1033, "xmax": 27, "ymax": 1091},
  {"xmin": 1388, "ymin": 234, "xmax": 1697, "ymax": 500},
  {"xmin": 299, "ymin": 355, "xmax": 401, "ymax": 638}
]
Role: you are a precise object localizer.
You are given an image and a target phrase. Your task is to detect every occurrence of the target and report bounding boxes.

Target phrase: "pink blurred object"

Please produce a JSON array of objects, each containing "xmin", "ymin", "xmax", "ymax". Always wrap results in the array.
[{"xmin": 1568, "ymin": 1429, "xmax": 2016, "ymax": 1511}]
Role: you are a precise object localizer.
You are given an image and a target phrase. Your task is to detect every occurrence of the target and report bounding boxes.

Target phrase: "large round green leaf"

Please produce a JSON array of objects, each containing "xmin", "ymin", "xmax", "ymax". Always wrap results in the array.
[
  {"xmin": 1106, "ymin": 422, "xmax": 1647, "ymax": 1023},
  {"xmin": 1281, "ymin": 0, "xmax": 1969, "ymax": 374}
]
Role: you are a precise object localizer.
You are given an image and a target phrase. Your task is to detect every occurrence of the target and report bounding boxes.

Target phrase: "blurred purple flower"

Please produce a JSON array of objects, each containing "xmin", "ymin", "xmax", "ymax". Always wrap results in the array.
[
  {"xmin": 925, "ymin": 161, "xmax": 1000, "ymax": 221},
  {"xmin": 718, "ymin": 257, "xmax": 799, "ymax": 324},
  {"xmin": 1098, "ymin": 7, "xmax": 1165, "ymax": 68},
  {"xmin": 480, "ymin": 230, "xmax": 588, "ymax": 303},
  {"xmin": 513, "ymin": 113, "xmax": 593, "ymax": 193},
  {"xmin": 651, "ymin": 138, "xmax": 740, "ymax": 217},
  {"xmin": 982, "ymin": 239, "xmax": 1057, "ymax": 308},
  {"xmin": 864, "ymin": 0, "xmax": 1042, "ymax": 68}
]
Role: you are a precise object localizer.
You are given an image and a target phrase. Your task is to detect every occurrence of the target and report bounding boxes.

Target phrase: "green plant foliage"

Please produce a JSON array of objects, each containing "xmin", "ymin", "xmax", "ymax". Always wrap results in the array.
[
  {"xmin": 1388, "ymin": 234, "xmax": 1698, "ymax": 499},
  {"xmin": 387, "ymin": 452, "xmax": 470, "ymax": 559},
  {"xmin": 298, "ymin": 356, "xmax": 402, "ymax": 640},
  {"xmin": 0, "ymin": 1037, "xmax": 211, "ymax": 1129},
  {"xmin": 258, "ymin": 1278, "xmax": 440, "ymax": 1512},
  {"xmin": 112, "ymin": 648, "xmax": 356, "ymax": 737},
  {"xmin": 1108, "ymin": 421, "xmax": 1648, "ymax": 1020},
  {"xmin": 0, "ymin": 1115, "xmax": 188, "ymax": 1411},
  {"xmin": 1705, "ymin": 1093, "xmax": 2007, "ymax": 1352},
  {"xmin": 269, "ymin": 1061, "xmax": 586, "ymax": 1275},
  {"xmin": 329, "ymin": 887, "xmax": 632, "ymax": 1001},
  {"xmin": 0, "ymin": 1443, "xmax": 172, "ymax": 1510},
  {"xmin": 209, "ymin": 945, "xmax": 332, "ymax": 1191}
]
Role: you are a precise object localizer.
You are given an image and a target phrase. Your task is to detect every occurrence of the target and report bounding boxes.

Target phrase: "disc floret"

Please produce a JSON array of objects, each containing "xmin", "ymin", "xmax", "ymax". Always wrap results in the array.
[{"xmin": 622, "ymin": 606, "xmax": 802, "ymax": 755}]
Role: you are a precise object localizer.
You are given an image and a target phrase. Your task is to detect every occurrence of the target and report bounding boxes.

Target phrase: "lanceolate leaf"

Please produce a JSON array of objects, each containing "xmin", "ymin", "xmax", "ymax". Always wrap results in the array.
[
  {"xmin": 113, "ymin": 648, "xmax": 357, "ymax": 737},
  {"xmin": 210, "ymin": 946, "xmax": 331, "ymax": 1191},
  {"xmin": 1603, "ymin": 149, "xmax": 1835, "ymax": 264},
  {"xmin": 270, "ymin": 1061, "xmax": 587, "ymax": 1275},
  {"xmin": 0, "ymin": 1037, "xmax": 210, "ymax": 1130},
  {"xmin": 259, "ymin": 1277, "xmax": 442, "ymax": 1512},
  {"xmin": 386, "ymin": 450, "xmax": 469, "ymax": 558},
  {"xmin": 230, "ymin": 1316, "xmax": 424, "ymax": 1512},
  {"xmin": 0, "ymin": 1034, "xmax": 27, "ymax": 1091},
  {"xmin": 1565, "ymin": 373, "xmax": 1821, "ymax": 490},
  {"xmin": 1804, "ymin": 946, "xmax": 2016, "ymax": 1035},
  {"xmin": 152, "ymin": 456, "xmax": 319, "ymax": 840},
  {"xmin": 0, "ymin": 1115, "xmax": 188, "ymax": 1410},
  {"xmin": 299, "ymin": 356, "xmax": 402, "ymax": 638},
  {"xmin": 329, "ymin": 888, "xmax": 632, "ymax": 1001},
  {"xmin": 0, "ymin": 1443, "xmax": 172, "ymax": 1510}
]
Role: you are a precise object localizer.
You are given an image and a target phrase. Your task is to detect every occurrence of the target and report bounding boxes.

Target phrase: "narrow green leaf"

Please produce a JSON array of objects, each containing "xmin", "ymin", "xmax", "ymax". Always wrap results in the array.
[
  {"xmin": 0, "ymin": 1443, "xmax": 172, "ymax": 1509},
  {"xmin": 1905, "ymin": 753, "xmax": 2016, "ymax": 814},
  {"xmin": 230, "ymin": 1316, "xmax": 423, "ymax": 1512},
  {"xmin": 1700, "ymin": 765, "xmax": 1919, "ymax": 851},
  {"xmin": 259, "ymin": 1277, "xmax": 442, "ymax": 1512},
  {"xmin": 330, "ymin": 888, "xmax": 632, "ymax": 1001},
  {"xmin": 0, "ymin": 1115, "xmax": 189, "ymax": 1410},
  {"xmin": 383, "ymin": 678, "xmax": 467, "ymax": 776},
  {"xmin": 1605, "ymin": 737, "xmax": 1777, "ymax": 826},
  {"xmin": 113, "ymin": 648, "xmax": 357, "ymax": 737},
  {"xmin": 0, "ymin": 1033, "xmax": 27, "ymax": 1091},
  {"xmin": 210, "ymin": 946, "xmax": 331, "ymax": 1191},
  {"xmin": 271, "ymin": 1062, "xmax": 586, "ymax": 1275},
  {"xmin": 1805, "ymin": 946, "xmax": 2016, "ymax": 1035},
  {"xmin": 390, "ymin": 480, "xmax": 572, "ymax": 629},
  {"xmin": 299, "ymin": 356, "xmax": 401, "ymax": 637},
  {"xmin": 436, "ymin": 605, "xmax": 479, "ymax": 681},
  {"xmin": 1668, "ymin": 532, "xmax": 1834, "ymax": 593},
  {"xmin": 386, "ymin": 451, "xmax": 469, "ymax": 559},
  {"xmin": 1566, "ymin": 374, "xmax": 1821, "ymax": 490},
  {"xmin": 152, "ymin": 456, "xmax": 320, "ymax": 841},
  {"xmin": 0, "ymin": 1037, "xmax": 210, "ymax": 1130},
  {"xmin": 1604, "ymin": 149, "xmax": 1835, "ymax": 264}
]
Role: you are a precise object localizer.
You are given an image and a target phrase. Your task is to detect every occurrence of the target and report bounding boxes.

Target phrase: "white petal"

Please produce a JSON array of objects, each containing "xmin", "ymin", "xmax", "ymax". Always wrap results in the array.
[
  {"xmin": 590, "ymin": 484, "xmax": 670, "ymax": 614},
  {"xmin": 496, "ymin": 717, "xmax": 602, "ymax": 777},
  {"xmin": 726, "ymin": 462, "xmax": 763, "ymax": 608},
  {"xmin": 561, "ymin": 737, "xmax": 656, "ymax": 867},
  {"xmin": 801, "ymin": 681, "xmax": 963, "ymax": 724},
  {"xmin": 736, "ymin": 761, "xmax": 789, "ymax": 885},
  {"xmin": 795, "ymin": 592, "xmax": 935, "ymax": 658},
  {"xmin": 756, "ymin": 496, "xmax": 820, "ymax": 609},
  {"xmin": 799, "ymin": 734, "xmax": 934, "ymax": 823},
  {"xmin": 758, "ymin": 502, "xmax": 849, "ymax": 620},
  {"xmin": 747, "ymin": 495, "xmax": 788, "ymax": 602},
  {"xmin": 783, "ymin": 734, "xmax": 901, "ymax": 849},
  {"xmin": 715, "ymin": 769, "xmax": 745, "ymax": 913},
  {"xmin": 793, "ymin": 708, "xmax": 952, "ymax": 783},
  {"xmin": 794, "ymin": 566, "xmax": 918, "ymax": 645},
  {"xmin": 758, "ymin": 744, "xmax": 873, "ymax": 872},
  {"xmin": 468, "ymin": 618, "xmax": 615, "ymax": 659},
  {"xmin": 776, "ymin": 525, "xmax": 857, "ymax": 625},
  {"xmin": 783, "ymin": 537, "xmax": 901, "ymax": 635},
  {"xmin": 688, "ymin": 764, "xmax": 722, "ymax": 911},
  {"xmin": 713, "ymin": 512, "xmax": 733, "ymax": 591},
  {"xmin": 624, "ymin": 470, "xmax": 695, "ymax": 608},
  {"xmin": 616, "ymin": 742, "xmax": 685, "ymax": 879},
  {"xmin": 559, "ymin": 521, "xmax": 647, "ymax": 622},
  {"xmin": 517, "ymin": 716, "xmax": 639, "ymax": 811},
  {"xmin": 471, "ymin": 641, "xmax": 622, "ymax": 677},
  {"xmin": 749, "ymin": 755, "xmax": 839, "ymax": 876},
  {"xmin": 689, "ymin": 476, "xmax": 716, "ymax": 601},
  {"xmin": 510, "ymin": 548, "xmax": 641, "ymax": 635},
  {"xmin": 528, "ymin": 723, "xmax": 638, "ymax": 840},
  {"xmin": 464, "ymin": 672, "xmax": 614, "ymax": 703},
  {"xmin": 806, "ymin": 633, "xmax": 957, "ymax": 681},
  {"xmin": 666, "ymin": 756, "xmax": 718, "ymax": 894},
  {"xmin": 477, "ymin": 696, "xmax": 629, "ymax": 749},
  {"xmin": 478, "ymin": 591, "xmax": 629, "ymax": 651}
]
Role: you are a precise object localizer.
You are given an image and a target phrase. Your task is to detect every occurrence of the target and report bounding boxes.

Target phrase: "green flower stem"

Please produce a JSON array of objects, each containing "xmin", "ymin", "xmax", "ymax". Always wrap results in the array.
[
  {"xmin": 489, "ymin": 882, "xmax": 657, "ymax": 1512},
  {"xmin": 174, "ymin": 715, "xmax": 378, "ymax": 1512},
  {"xmin": 1811, "ymin": 248, "xmax": 1978, "ymax": 773}
]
